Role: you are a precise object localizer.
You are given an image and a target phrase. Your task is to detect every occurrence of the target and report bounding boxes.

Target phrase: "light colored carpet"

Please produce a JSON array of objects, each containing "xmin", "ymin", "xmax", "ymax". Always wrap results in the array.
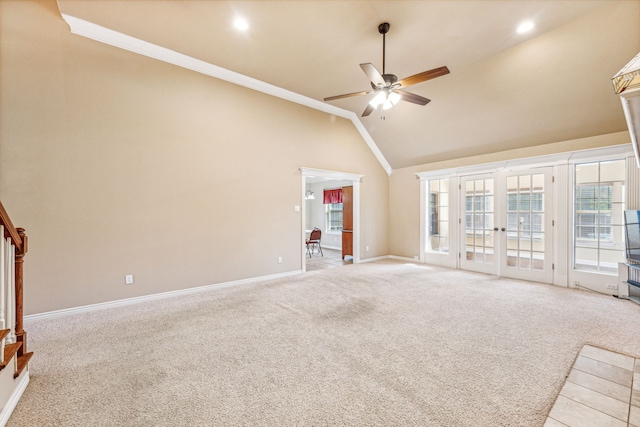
[{"xmin": 7, "ymin": 260, "xmax": 640, "ymax": 426}]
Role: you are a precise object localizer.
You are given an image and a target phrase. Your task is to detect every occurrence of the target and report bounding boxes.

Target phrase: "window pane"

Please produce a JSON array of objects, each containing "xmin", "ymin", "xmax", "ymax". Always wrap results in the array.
[
  {"xmin": 600, "ymin": 159, "xmax": 625, "ymax": 182},
  {"xmin": 574, "ymin": 160, "xmax": 626, "ymax": 273},
  {"xmin": 532, "ymin": 193, "xmax": 543, "ymax": 211},
  {"xmin": 327, "ymin": 203, "xmax": 343, "ymax": 231},
  {"xmin": 576, "ymin": 163, "xmax": 599, "ymax": 185},
  {"xmin": 532, "ymin": 174, "xmax": 544, "ymax": 191},
  {"xmin": 518, "ymin": 193, "xmax": 531, "ymax": 211},
  {"xmin": 427, "ymin": 178, "xmax": 450, "ymax": 253},
  {"xmin": 507, "ymin": 213, "xmax": 519, "ymax": 231}
]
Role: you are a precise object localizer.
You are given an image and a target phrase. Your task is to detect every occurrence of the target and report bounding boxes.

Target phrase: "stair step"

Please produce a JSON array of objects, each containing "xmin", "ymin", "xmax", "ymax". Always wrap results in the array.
[
  {"xmin": 14, "ymin": 352, "xmax": 33, "ymax": 379},
  {"xmin": 0, "ymin": 330, "xmax": 10, "ymax": 342},
  {"xmin": 0, "ymin": 343, "xmax": 21, "ymax": 371}
]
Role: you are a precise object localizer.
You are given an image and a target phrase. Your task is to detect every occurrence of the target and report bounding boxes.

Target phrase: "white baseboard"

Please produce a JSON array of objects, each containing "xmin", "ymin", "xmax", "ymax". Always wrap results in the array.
[
  {"xmin": 26, "ymin": 270, "xmax": 303, "ymax": 321},
  {"xmin": 0, "ymin": 371, "xmax": 29, "ymax": 427},
  {"xmin": 321, "ymin": 245, "xmax": 341, "ymax": 251},
  {"xmin": 389, "ymin": 255, "xmax": 422, "ymax": 263},
  {"xmin": 359, "ymin": 255, "xmax": 391, "ymax": 263}
]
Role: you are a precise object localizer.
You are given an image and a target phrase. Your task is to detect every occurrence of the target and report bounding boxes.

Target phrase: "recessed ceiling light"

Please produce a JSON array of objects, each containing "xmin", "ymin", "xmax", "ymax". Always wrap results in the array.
[
  {"xmin": 234, "ymin": 17, "xmax": 249, "ymax": 31},
  {"xmin": 517, "ymin": 21, "xmax": 535, "ymax": 34}
]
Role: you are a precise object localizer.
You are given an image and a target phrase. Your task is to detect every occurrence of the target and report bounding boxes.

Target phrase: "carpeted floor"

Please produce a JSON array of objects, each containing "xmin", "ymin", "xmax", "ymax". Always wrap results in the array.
[{"xmin": 8, "ymin": 260, "xmax": 640, "ymax": 426}]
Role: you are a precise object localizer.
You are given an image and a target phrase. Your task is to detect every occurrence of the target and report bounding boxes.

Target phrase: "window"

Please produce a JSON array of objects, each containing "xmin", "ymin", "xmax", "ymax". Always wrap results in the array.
[
  {"xmin": 574, "ymin": 160, "xmax": 626, "ymax": 274},
  {"xmin": 427, "ymin": 179, "xmax": 449, "ymax": 253},
  {"xmin": 506, "ymin": 175, "xmax": 544, "ymax": 241},
  {"xmin": 326, "ymin": 203, "xmax": 343, "ymax": 232}
]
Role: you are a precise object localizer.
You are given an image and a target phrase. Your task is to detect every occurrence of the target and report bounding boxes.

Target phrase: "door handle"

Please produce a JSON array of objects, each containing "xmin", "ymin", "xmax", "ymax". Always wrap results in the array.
[
  {"xmin": 493, "ymin": 227, "xmax": 499, "ymax": 231},
  {"xmin": 501, "ymin": 227, "xmax": 506, "ymax": 232}
]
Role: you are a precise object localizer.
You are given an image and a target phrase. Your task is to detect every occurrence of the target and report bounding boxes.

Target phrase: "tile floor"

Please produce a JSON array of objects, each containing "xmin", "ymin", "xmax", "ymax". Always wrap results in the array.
[
  {"xmin": 545, "ymin": 345, "xmax": 640, "ymax": 426},
  {"xmin": 305, "ymin": 247, "xmax": 352, "ymax": 271}
]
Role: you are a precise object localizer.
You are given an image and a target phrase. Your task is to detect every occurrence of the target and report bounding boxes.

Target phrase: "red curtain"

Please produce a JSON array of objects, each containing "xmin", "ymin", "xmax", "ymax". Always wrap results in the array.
[{"xmin": 323, "ymin": 188, "xmax": 342, "ymax": 204}]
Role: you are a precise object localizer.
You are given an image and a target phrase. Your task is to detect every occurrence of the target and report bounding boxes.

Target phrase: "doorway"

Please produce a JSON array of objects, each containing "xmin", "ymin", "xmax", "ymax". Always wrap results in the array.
[
  {"xmin": 459, "ymin": 168, "xmax": 553, "ymax": 283},
  {"xmin": 300, "ymin": 168, "xmax": 363, "ymax": 273}
]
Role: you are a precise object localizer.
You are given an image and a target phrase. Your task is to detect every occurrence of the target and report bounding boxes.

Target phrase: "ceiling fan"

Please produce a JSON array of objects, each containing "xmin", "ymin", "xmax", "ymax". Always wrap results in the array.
[{"xmin": 324, "ymin": 22, "xmax": 450, "ymax": 117}]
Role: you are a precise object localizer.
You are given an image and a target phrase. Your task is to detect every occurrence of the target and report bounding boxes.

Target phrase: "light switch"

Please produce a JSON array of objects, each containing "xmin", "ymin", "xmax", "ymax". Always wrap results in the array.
[{"xmin": 294, "ymin": 205, "xmax": 300, "ymax": 212}]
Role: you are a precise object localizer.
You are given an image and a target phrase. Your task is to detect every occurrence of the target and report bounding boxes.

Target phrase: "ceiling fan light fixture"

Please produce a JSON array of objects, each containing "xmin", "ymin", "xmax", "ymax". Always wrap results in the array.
[
  {"xmin": 369, "ymin": 91, "xmax": 387, "ymax": 108},
  {"xmin": 389, "ymin": 91, "xmax": 401, "ymax": 105}
]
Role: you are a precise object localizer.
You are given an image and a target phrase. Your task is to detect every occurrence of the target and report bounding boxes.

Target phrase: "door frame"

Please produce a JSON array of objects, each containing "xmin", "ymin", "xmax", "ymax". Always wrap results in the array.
[{"xmin": 299, "ymin": 167, "xmax": 363, "ymax": 273}]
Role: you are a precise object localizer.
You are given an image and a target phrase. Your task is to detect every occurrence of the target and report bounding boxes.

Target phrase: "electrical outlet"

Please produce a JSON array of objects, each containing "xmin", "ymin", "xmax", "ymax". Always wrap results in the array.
[
  {"xmin": 606, "ymin": 284, "xmax": 618, "ymax": 290},
  {"xmin": 277, "ymin": 256, "xmax": 283, "ymax": 264},
  {"xmin": 125, "ymin": 275, "xmax": 134, "ymax": 285}
]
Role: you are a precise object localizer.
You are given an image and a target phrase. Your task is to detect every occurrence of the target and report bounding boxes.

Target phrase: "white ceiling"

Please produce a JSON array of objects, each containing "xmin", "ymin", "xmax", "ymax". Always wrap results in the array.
[{"xmin": 57, "ymin": 1, "xmax": 640, "ymax": 170}]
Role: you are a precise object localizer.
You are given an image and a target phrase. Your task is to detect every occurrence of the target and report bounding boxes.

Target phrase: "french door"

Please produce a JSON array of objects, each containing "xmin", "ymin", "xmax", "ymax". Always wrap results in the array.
[{"xmin": 459, "ymin": 168, "xmax": 553, "ymax": 283}]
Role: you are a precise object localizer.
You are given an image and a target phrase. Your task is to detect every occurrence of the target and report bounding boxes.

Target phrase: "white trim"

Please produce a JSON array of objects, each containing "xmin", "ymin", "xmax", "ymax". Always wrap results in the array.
[
  {"xmin": 419, "ymin": 179, "xmax": 426, "ymax": 263},
  {"xmin": 59, "ymin": 14, "xmax": 393, "ymax": 175},
  {"xmin": 415, "ymin": 144, "xmax": 633, "ymax": 179},
  {"xmin": 619, "ymin": 87, "xmax": 640, "ymax": 168},
  {"xmin": 25, "ymin": 270, "xmax": 301, "ymax": 321},
  {"xmin": 389, "ymin": 255, "xmax": 421, "ymax": 262},
  {"xmin": 359, "ymin": 255, "xmax": 391, "ymax": 263},
  {"xmin": 0, "ymin": 371, "xmax": 29, "ymax": 427},
  {"xmin": 299, "ymin": 167, "xmax": 364, "ymax": 183},
  {"xmin": 416, "ymin": 168, "xmax": 459, "ymax": 180}
]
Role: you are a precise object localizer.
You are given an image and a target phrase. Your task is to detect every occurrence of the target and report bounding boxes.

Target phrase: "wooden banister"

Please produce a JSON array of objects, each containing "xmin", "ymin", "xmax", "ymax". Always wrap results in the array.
[
  {"xmin": 0, "ymin": 200, "xmax": 28, "ymax": 357},
  {"xmin": 14, "ymin": 228, "xmax": 27, "ymax": 356},
  {"xmin": 0, "ymin": 201, "xmax": 22, "ymax": 254}
]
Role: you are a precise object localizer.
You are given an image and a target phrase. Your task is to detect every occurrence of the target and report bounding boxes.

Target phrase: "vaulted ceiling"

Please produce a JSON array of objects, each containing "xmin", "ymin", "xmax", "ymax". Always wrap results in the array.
[{"xmin": 57, "ymin": 1, "xmax": 640, "ymax": 170}]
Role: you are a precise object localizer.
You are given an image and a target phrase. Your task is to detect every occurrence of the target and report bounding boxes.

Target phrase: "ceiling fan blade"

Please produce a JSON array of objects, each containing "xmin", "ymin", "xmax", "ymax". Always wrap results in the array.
[
  {"xmin": 397, "ymin": 66, "xmax": 450, "ymax": 88},
  {"xmin": 362, "ymin": 103, "xmax": 376, "ymax": 117},
  {"xmin": 360, "ymin": 63, "xmax": 386, "ymax": 87},
  {"xmin": 323, "ymin": 90, "xmax": 371, "ymax": 102},
  {"xmin": 397, "ymin": 90, "xmax": 431, "ymax": 106}
]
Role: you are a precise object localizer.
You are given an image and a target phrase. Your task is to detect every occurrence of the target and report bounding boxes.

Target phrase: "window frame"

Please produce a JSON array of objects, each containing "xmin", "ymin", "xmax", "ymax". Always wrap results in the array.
[{"xmin": 572, "ymin": 159, "xmax": 626, "ymax": 274}]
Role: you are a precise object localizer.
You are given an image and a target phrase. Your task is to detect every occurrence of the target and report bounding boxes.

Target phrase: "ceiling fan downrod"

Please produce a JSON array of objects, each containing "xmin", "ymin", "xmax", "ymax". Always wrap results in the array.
[{"xmin": 378, "ymin": 22, "xmax": 390, "ymax": 75}]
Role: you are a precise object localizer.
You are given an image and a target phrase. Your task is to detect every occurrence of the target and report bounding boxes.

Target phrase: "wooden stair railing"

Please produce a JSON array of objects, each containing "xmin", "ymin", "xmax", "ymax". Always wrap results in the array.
[{"xmin": 0, "ymin": 200, "xmax": 32, "ymax": 378}]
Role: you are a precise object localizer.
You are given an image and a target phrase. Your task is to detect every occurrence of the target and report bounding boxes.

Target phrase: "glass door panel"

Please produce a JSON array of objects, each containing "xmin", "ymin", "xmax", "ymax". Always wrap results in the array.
[
  {"xmin": 500, "ymin": 170, "xmax": 553, "ymax": 283},
  {"xmin": 460, "ymin": 175, "xmax": 498, "ymax": 275},
  {"xmin": 459, "ymin": 169, "xmax": 553, "ymax": 283}
]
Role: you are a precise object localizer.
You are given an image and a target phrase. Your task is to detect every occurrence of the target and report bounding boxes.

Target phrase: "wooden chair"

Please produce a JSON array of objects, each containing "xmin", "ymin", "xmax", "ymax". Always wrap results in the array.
[{"xmin": 306, "ymin": 228, "xmax": 323, "ymax": 258}]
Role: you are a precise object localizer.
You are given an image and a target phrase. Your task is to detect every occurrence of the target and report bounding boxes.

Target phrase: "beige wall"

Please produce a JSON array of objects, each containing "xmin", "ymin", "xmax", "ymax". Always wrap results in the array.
[
  {"xmin": 389, "ymin": 132, "xmax": 631, "ymax": 259},
  {"xmin": 0, "ymin": 1, "xmax": 390, "ymax": 314}
]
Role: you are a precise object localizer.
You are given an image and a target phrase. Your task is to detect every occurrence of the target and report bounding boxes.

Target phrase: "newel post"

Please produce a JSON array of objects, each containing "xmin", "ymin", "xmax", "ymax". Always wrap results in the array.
[{"xmin": 14, "ymin": 228, "xmax": 27, "ymax": 356}]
